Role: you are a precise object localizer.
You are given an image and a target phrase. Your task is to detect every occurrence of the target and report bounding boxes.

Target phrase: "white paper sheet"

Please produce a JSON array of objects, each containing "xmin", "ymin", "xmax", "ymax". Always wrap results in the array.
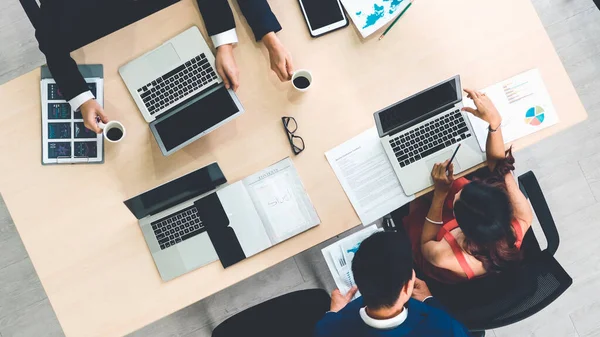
[
  {"xmin": 322, "ymin": 225, "xmax": 382, "ymax": 299},
  {"xmin": 341, "ymin": 0, "xmax": 411, "ymax": 38},
  {"xmin": 464, "ymin": 69, "xmax": 559, "ymax": 151},
  {"xmin": 243, "ymin": 158, "xmax": 320, "ymax": 244},
  {"xmin": 325, "ymin": 127, "xmax": 415, "ymax": 226}
]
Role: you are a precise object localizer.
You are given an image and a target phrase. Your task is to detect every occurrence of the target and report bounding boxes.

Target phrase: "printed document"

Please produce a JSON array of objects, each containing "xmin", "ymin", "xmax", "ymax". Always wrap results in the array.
[
  {"xmin": 464, "ymin": 69, "xmax": 559, "ymax": 151},
  {"xmin": 325, "ymin": 128, "xmax": 415, "ymax": 226},
  {"xmin": 322, "ymin": 225, "xmax": 383, "ymax": 299}
]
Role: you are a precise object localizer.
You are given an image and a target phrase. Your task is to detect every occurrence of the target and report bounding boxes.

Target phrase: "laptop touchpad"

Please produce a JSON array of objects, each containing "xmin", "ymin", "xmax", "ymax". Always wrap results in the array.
[
  {"xmin": 144, "ymin": 43, "xmax": 181, "ymax": 76},
  {"xmin": 425, "ymin": 151, "xmax": 462, "ymax": 173},
  {"xmin": 178, "ymin": 233, "xmax": 218, "ymax": 269}
]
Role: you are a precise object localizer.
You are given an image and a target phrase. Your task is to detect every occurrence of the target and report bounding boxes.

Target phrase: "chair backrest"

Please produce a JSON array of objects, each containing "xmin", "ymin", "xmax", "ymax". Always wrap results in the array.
[
  {"xmin": 212, "ymin": 289, "xmax": 330, "ymax": 337},
  {"xmin": 427, "ymin": 171, "xmax": 572, "ymax": 331}
]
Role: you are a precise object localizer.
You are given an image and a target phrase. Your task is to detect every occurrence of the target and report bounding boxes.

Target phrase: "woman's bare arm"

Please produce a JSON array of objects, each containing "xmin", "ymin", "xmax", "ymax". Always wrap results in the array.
[
  {"xmin": 504, "ymin": 172, "xmax": 533, "ymax": 233},
  {"xmin": 462, "ymin": 89, "xmax": 505, "ymax": 171}
]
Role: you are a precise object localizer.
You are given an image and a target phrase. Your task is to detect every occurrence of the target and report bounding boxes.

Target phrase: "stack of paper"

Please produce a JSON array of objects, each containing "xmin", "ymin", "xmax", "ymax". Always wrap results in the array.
[
  {"xmin": 322, "ymin": 225, "xmax": 383, "ymax": 299},
  {"xmin": 464, "ymin": 69, "xmax": 559, "ymax": 151},
  {"xmin": 341, "ymin": 0, "xmax": 411, "ymax": 38},
  {"xmin": 325, "ymin": 127, "xmax": 415, "ymax": 226}
]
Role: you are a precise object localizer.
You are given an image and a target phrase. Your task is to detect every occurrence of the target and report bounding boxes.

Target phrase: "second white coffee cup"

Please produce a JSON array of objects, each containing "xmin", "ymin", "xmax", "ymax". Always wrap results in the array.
[
  {"xmin": 292, "ymin": 70, "xmax": 313, "ymax": 92},
  {"xmin": 98, "ymin": 120, "xmax": 126, "ymax": 143}
]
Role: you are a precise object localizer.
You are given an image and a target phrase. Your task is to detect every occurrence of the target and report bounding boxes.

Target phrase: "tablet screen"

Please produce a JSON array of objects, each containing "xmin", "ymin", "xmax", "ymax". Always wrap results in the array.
[
  {"xmin": 302, "ymin": 0, "xmax": 344, "ymax": 30},
  {"xmin": 153, "ymin": 86, "xmax": 240, "ymax": 152}
]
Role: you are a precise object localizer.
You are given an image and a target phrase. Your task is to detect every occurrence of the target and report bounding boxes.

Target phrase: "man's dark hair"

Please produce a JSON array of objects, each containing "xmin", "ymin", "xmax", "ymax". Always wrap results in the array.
[{"xmin": 352, "ymin": 231, "xmax": 413, "ymax": 309}]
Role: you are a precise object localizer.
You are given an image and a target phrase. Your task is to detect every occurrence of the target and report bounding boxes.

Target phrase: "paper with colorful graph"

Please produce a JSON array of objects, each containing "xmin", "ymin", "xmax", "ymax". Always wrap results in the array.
[
  {"xmin": 463, "ymin": 69, "xmax": 559, "ymax": 151},
  {"xmin": 341, "ymin": 0, "xmax": 410, "ymax": 38}
]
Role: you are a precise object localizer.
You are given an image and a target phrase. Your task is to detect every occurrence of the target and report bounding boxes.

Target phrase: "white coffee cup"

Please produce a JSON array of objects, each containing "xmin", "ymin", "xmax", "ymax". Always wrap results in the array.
[
  {"xmin": 292, "ymin": 69, "xmax": 313, "ymax": 92},
  {"xmin": 98, "ymin": 120, "xmax": 126, "ymax": 143}
]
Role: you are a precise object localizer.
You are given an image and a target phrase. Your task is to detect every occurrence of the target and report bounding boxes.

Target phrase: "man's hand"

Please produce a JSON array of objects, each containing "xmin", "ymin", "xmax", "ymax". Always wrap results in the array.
[
  {"xmin": 262, "ymin": 32, "xmax": 294, "ymax": 82},
  {"xmin": 330, "ymin": 287, "xmax": 358, "ymax": 312},
  {"xmin": 215, "ymin": 44, "xmax": 240, "ymax": 91},
  {"xmin": 411, "ymin": 278, "xmax": 432, "ymax": 302},
  {"xmin": 80, "ymin": 99, "xmax": 108, "ymax": 134}
]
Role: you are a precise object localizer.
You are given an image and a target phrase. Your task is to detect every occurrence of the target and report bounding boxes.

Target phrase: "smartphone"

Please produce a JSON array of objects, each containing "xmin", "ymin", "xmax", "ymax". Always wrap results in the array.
[{"xmin": 298, "ymin": 0, "xmax": 349, "ymax": 37}]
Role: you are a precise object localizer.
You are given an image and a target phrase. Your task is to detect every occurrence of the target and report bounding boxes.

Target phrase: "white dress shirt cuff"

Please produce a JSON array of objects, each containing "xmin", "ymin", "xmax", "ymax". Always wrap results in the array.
[
  {"xmin": 69, "ymin": 91, "xmax": 95, "ymax": 112},
  {"xmin": 211, "ymin": 28, "xmax": 238, "ymax": 48},
  {"xmin": 423, "ymin": 296, "xmax": 434, "ymax": 302}
]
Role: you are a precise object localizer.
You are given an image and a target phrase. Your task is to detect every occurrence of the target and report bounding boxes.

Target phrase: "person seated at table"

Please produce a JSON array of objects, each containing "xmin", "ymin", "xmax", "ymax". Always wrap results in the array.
[
  {"xmin": 197, "ymin": 0, "xmax": 294, "ymax": 91},
  {"xmin": 35, "ymin": 0, "xmax": 293, "ymax": 134},
  {"xmin": 314, "ymin": 231, "xmax": 472, "ymax": 337},
  {"xmin": 403, "ymin": 88, "xmax": 534, "ymax": 284}
]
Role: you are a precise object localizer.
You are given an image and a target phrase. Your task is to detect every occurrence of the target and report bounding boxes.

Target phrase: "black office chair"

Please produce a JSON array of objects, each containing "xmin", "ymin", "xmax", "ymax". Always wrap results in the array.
[
  {"xmin": 211, "ymin": 289, "xmax": 330, "ymax": 337},
  {"xmin": 418, "ymin": 171, "xmax": 572, "ymax": 333}
]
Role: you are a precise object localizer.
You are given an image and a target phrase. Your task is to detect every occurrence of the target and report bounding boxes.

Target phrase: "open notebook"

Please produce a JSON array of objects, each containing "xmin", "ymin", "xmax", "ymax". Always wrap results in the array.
[{"xmin": 195, "ymin": 158, "xmax": 320, "ymax": 268}]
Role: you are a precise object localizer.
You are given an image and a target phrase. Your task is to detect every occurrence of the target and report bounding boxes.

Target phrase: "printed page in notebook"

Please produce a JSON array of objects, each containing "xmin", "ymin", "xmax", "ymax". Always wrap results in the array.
[{"xmin": 243, "ymin": 157, "xmax": 320, "ymax": 244}]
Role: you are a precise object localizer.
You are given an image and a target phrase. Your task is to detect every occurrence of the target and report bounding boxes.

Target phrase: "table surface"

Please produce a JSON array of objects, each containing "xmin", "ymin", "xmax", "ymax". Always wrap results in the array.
[{"xmin": 0, "ymin": 0, "xmax": 588, "ymax": 335}]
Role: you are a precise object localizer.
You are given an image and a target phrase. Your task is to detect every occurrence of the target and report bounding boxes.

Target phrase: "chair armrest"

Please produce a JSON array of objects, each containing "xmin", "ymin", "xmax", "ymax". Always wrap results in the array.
[{"xmin": 518, "ymin": 171, "xmax": 559, "ymax": 256}]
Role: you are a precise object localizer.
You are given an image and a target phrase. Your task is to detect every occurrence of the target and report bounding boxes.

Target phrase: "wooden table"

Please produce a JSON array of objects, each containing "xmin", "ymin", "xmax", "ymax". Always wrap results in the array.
[{"xmin": 0, "ymin": 0, "xmax": 587, "ymax": 335}]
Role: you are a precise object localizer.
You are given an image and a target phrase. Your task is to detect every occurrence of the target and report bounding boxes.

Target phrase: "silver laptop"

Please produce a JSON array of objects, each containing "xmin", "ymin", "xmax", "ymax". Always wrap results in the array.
[
  {"xmin": 123, "ymin": 163, "xmax": 274, "ymax": 281},
  {"xmin": 119, "ymin": 26, "xmax": 243, "ymax": 156},
  {"xmin": 374, "ymin": 75, "xmax": 486, "ymax": 195}
]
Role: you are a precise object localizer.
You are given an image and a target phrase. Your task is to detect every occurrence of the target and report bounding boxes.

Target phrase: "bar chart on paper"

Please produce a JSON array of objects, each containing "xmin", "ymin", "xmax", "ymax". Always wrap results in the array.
[{"xmin": 465, "ymin": 69, "xmax": 559, "ymax": 151}]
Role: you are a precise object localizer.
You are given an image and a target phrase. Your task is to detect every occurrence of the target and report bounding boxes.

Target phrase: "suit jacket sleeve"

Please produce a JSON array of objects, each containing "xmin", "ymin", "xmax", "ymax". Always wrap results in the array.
[
  {"xmin": 424, "ymin": 297, "xmax": 447, "ymax": 311},
  {"xmin": 197, "ymin": 0, "xmax": 281, "ymax": 41},
  {"xmin": 238, "ymin": 0, "xmax": 281, "ymax": 41},
  {"xmin": 196, "ymin": 0, "xmax": 237, "ymax": 36},
  {"xmin": 36, "ymin": 1, "xmax": 89, "ymax": 101},
  {"xmin": 424, "ymin": 298, "xmax": 473, "ymax": 337}
]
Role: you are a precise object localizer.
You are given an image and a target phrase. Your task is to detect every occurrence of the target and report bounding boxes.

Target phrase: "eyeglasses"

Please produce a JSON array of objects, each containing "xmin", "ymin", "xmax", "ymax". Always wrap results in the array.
[{"xmin": 282, "ymin": 117, "xmax": 305, "ymax": 155}]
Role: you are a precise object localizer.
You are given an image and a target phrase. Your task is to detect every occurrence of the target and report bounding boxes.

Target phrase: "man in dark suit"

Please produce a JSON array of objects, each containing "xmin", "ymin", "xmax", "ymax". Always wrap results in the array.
[
  {"xmin": 197, "ymin": 0, "xmax": 294, "ymax": 91},
  {"xmin": 314, "ymin": 231, "xmax": 472, "ymax": 337},
  {"xmin": 36, "ymin": 0, "xmax": 292, "ymax": 133}
]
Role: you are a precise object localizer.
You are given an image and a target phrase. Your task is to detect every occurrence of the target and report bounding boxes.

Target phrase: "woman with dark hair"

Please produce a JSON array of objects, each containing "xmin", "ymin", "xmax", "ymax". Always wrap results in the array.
[{"xmin": 403, "ymin": 88, "xmax": 533, "ymax": 283}]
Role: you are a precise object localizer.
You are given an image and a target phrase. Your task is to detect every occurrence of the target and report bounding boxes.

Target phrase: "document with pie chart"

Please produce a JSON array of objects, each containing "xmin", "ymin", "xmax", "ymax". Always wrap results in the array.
[{"xmin": 464, "ymin": 69, "xmax": 559, "ymax": 151}]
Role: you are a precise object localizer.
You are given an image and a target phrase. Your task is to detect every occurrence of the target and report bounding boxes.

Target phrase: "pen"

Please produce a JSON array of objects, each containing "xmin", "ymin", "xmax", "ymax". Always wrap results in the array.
[
  {"xmin": 379, "ymin": 1, "xmax": 413, "ymax": 41},
  {"xmin": 446, "ymin": 143, "xmax": 461, "ymax": 173}
]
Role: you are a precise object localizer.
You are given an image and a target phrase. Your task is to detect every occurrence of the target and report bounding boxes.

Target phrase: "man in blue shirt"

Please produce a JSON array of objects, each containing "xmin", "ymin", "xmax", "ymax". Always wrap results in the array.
[{"xmin": 314, "ymin": 231, "xmax": 472, "ymax": 337}]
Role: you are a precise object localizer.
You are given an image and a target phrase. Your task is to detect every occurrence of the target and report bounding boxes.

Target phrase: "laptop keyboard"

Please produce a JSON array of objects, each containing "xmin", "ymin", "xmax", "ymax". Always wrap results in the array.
[
  {"xmin": 389, "ymin": 109, "xmax": 472, "ymax": 168},
  {"xmin": 137, "ymin": 53, "xmax": 218, "ymax": 116},
  {"xmin": 151, "ymin": 205, "xmax": 205, "ymax": 250}
]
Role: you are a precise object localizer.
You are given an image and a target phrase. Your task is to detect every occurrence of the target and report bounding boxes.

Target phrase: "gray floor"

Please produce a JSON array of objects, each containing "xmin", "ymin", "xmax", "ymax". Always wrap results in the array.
[{"xmin": 2, "ymin": 0, "xmax": 600, "ymax": 336}]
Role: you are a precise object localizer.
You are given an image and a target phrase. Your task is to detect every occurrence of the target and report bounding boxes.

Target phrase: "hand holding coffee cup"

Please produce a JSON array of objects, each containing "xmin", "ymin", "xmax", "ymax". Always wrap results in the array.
[
  {"xmin": 292, "ymin": 70, "xmax": 312, "ymax": 92},
  {"xmin": 97, "ymin": 120, "xmax": 126, "ymax": 143}
]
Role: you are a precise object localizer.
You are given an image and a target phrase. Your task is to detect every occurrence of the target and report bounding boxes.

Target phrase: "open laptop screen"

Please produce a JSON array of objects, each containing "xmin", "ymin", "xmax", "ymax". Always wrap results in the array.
[
  {"xmin": 123, "ymin": 163, "xmax": 226, "ymax": 219},
  {"xmin": 153, "ymin": 86, "xmax": 240, "ymax": 152},
  {"xmin": 378, "ymin": 77, "xmax": 460, "ymax": 135}
]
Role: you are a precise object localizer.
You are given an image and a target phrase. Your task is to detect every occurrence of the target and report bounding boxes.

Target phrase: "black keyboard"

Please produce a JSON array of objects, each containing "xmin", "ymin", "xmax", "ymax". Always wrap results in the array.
[
  {"xmin": 137, "ymin": 53, "xmax": 218, "ymax": 116},
  {"xmin": 389, "ymin": 110, "xmax": 472, "ymax": 168},
  {"xmin": 151, "ymin": 205, "xmax": 205, "ymax": 250}
]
